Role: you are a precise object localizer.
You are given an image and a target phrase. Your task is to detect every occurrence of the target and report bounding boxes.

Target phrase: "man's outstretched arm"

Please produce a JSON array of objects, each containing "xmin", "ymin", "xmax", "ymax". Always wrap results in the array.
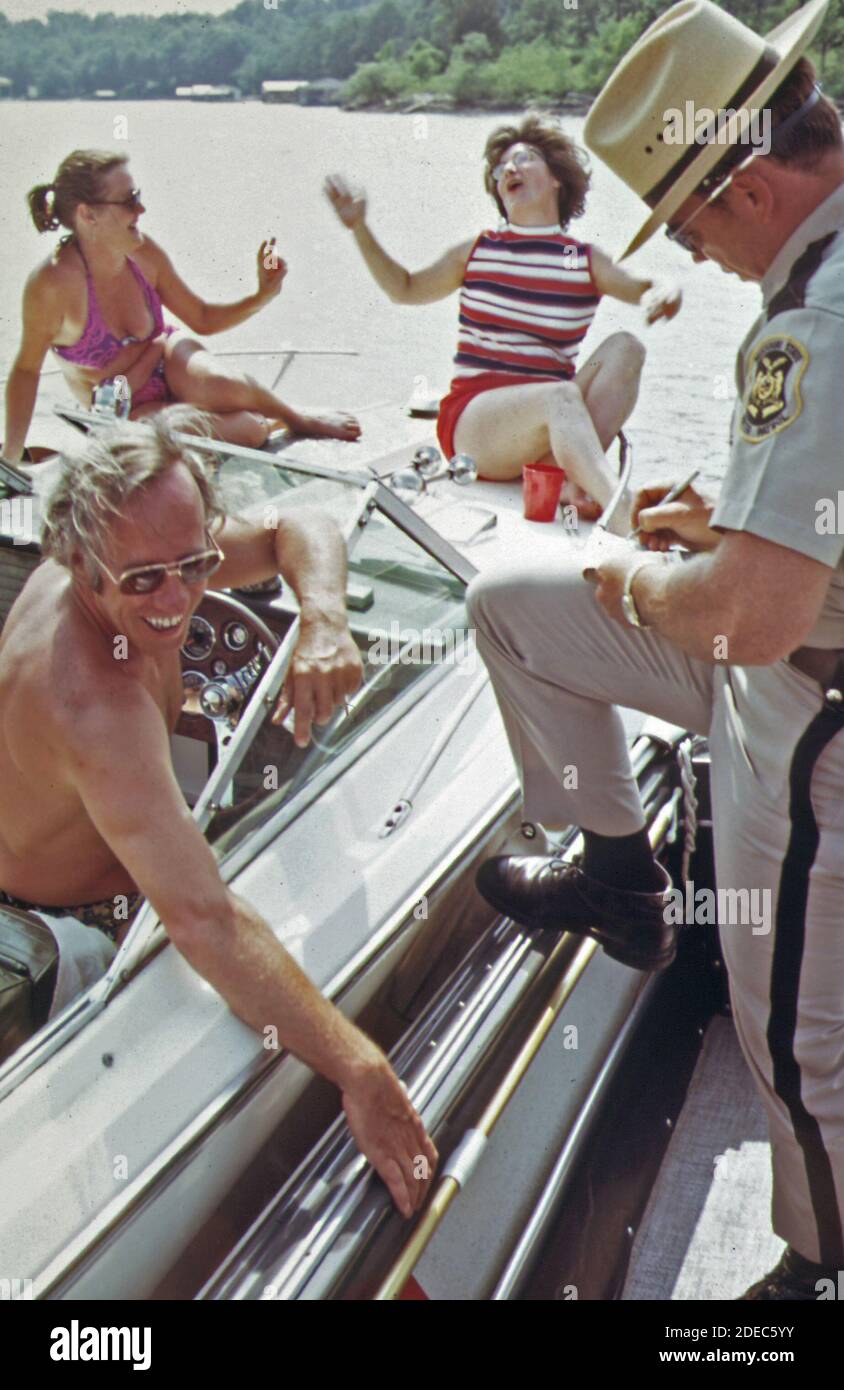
[
  {"xmin": 62, "ymin": 680, "xmax": 436, "ymax": 1217},
  {"xmin": 214, "ymin": 506, "xmax": 363, "ymax": 746}
]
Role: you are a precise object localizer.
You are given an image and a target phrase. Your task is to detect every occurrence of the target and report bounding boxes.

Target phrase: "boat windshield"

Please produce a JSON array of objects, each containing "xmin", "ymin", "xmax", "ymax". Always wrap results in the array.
[{"xmin": 204, "ymin": 450, "xmax": 473, "ymax": 867}]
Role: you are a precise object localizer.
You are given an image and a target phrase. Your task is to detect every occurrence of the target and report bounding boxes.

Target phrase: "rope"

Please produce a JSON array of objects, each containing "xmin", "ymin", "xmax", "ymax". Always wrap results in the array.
[{"xmin": 676, "ymin": 736, "xmax": 699, "ymax": 882}]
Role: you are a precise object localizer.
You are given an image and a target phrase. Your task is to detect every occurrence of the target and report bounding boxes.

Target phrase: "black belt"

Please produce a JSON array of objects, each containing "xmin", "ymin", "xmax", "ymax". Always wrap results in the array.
[{"xmin": 788, "ymin": 646, "xmax": 844, "ymax": 705}]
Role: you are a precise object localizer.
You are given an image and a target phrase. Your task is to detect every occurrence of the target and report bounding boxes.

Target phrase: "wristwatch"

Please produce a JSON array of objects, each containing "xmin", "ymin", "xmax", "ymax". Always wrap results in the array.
[{"xmin": 621, "ymin": 557, "xmax": 657, "ymax": 629}]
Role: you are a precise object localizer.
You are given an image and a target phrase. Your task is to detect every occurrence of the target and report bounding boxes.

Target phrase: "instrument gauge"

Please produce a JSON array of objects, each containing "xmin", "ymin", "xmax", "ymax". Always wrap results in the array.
[
  {"xmin": 223, "ymin": 621, "xmax": 251, "ymax": 653},
  {"xmin": 182, "ymin": 615, "xmax": 215, "ymax": 661}
]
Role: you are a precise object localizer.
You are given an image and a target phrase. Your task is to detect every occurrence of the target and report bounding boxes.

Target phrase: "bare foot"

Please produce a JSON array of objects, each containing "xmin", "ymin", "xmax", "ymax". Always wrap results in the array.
[
  {"xmin": 285, "ymin": 410, "xmax": 362, "ymax": 441},
  {"xmin": 560, "ymin": 477, "xmax": 602, "ymax": 522}
]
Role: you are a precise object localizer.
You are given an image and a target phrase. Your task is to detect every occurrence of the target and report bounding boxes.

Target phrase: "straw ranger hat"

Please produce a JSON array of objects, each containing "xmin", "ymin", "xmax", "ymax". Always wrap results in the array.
[{"xmin": 584, "ymin": 0, "xmax": 831, "ymax": 257}]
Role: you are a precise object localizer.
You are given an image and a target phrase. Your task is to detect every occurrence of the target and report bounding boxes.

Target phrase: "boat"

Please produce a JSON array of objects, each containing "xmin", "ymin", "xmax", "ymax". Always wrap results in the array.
[{"xmin": 0, "ymin": 405, "xmax": 777, "ymax": 1303}]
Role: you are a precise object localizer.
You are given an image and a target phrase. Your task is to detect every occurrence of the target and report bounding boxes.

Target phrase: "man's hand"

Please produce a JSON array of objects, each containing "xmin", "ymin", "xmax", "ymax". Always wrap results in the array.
[
  {"xmin": 640, "ymin": 281, "xmax": 682, "ymax": 324},
  {"xmin": 324, "ymin": 174, "xmax": 367, "ymax": 231},
  {"xmin": 633, "ymin": 480, "xmax": 721, "ymax": 551},
  {"xmin": 272, "ymin": 614, "xmax": 363, "ymax": 746},
  {"xmin": 257, "ymin": 237, "xmax": 287, "ymax": 301},
  {"xmin": 342, "ymin": 1053, "xmax": 438, "ymax": 1218},
  {"xmin": 589, "ymin": 551, "xmax": 649, "ymax": 624}
]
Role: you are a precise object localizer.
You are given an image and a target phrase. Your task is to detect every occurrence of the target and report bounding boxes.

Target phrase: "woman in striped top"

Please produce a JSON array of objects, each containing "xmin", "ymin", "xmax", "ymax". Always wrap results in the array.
[{"xmin": 326, "ymin": 114, "xmax": 681, "ymax": 525}]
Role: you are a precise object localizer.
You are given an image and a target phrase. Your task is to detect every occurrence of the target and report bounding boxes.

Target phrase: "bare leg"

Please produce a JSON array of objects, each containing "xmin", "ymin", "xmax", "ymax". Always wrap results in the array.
[
  {"xmin": 161, "ymin": 336, "xmax": 362, "ymax": 442},
  {"xmin": 453, "ymin": 331, "xmax": 644, "ymax": 523},
  {"xmin": 573, "ymin": 331, "xmax": 646, "ymax": 452},
  {"xmin": 131, "ymin": 399, "xmax": 268, "ymax": 447}
]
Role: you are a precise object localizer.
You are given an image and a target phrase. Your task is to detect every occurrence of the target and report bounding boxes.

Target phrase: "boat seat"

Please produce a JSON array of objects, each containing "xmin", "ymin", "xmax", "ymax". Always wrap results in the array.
[{"xmin": 0, "ymin": 905, "xmax": 59, "ymax": 1064}]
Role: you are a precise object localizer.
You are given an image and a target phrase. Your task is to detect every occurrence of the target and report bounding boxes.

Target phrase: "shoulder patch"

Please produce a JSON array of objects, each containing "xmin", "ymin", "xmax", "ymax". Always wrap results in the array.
[{"xmin": 740, "ymin": 335, "xmax": 809, "ymax": 444}]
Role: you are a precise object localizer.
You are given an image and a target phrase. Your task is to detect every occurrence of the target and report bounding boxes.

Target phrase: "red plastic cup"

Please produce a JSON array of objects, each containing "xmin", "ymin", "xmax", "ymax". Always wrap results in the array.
[{"xmin": 522, "ymin": 461, "xmax": 567, "ymax": 522}]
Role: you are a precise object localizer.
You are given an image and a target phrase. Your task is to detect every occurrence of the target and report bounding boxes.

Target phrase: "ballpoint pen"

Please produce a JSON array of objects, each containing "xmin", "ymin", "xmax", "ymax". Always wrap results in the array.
[{"xmin": 627, "ymin": 469, "xmax": 700, "ymax": 541}]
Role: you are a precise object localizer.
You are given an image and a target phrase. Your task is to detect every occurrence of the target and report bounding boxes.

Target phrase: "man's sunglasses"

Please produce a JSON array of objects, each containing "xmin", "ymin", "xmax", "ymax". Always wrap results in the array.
[
  {"xmin": 95, "ymin": 538, "xmax": 223, "ymax": 595},
  {"xmin": 90, "ymin": 188, "xmax": 143, "ymax": 211}
]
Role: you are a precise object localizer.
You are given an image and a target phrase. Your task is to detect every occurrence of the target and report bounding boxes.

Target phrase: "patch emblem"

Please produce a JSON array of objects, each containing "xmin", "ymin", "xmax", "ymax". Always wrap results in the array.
[{"xmin": 740, "ymin": 335, "xmax": 808, "ymax": 443}]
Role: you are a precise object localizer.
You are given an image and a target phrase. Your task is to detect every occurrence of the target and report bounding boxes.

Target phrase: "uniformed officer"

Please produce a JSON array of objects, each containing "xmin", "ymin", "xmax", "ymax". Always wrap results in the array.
[{"xmin": 469, "ymin": 0, "xmax": 844, "ymax": 1299}]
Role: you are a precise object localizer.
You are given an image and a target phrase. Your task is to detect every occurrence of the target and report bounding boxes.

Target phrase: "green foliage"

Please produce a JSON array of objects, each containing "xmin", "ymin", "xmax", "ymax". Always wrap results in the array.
[
  {"xmin": 406, "ymin": 39, "xmax": 447, "ymax": 81},
  {"xmin": 488, "ymin": 39, "xmax": 573, "ymax": 100},
  {"xmin": 342, "ymin": 57, "xmax": 407, "ymax": 104},
  {"xmin": 0, "ymin": 0, "xmax": 841, "ymax": 103}
]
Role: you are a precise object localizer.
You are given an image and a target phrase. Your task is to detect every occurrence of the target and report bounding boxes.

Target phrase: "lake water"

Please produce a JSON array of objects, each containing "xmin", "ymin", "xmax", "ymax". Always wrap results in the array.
[{"xmin": 0, "ymin": 101, "xmax": 762, "ymax": 486}]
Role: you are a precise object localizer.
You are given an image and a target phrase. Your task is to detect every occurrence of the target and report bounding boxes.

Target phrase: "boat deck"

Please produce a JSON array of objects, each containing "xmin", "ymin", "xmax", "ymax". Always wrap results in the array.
[{"xmin": 623, "ymin": 1014, "xmax": 783, "ymax": 1301}]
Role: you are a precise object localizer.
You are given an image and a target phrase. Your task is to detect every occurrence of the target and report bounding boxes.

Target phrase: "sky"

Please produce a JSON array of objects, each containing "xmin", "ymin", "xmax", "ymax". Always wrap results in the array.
[{"xmin": 0, "ymin": 0, "xmax": 243, "ymax": 18}]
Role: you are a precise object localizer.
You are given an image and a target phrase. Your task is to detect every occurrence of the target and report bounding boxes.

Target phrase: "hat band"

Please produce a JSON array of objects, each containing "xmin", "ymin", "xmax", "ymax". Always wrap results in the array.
[{"xmin": 643, "ymin": 46, "xmax": 779, "ymax": 209}]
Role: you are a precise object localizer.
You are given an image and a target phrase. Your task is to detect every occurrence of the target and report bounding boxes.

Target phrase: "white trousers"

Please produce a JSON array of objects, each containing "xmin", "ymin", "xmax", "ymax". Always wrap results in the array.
[{"xmin": 468, "ymin": 555, "xmax": 844, "ymax": 1266}]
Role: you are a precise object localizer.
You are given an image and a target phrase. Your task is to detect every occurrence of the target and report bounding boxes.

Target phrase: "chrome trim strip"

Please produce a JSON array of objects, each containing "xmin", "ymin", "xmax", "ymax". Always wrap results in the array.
[
  {"xmin": 201, "ymin": 922, "xmax": 568, "ymax": 1301},
  {"xmin": 490, "ymin": 976, "xmax": 659, "ymax": 1299}
]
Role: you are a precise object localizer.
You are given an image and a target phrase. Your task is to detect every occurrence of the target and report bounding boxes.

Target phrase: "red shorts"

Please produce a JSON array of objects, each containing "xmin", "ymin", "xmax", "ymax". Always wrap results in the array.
[{"xmin": 436, "ymin": 370, "xmax": 573, "ymax": 478}]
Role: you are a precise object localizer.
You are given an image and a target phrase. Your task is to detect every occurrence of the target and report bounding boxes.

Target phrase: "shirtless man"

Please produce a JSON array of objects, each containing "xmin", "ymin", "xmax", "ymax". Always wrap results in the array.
[{"xmin": 0, "ymin": 409, "xmax": 436, "ymax": 1218}]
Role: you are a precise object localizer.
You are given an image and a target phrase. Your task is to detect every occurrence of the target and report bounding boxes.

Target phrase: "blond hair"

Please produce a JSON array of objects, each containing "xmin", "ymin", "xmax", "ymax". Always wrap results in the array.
[{"xmin": 42, "ymin": 408, "xmax": 225, "ymax": 588}]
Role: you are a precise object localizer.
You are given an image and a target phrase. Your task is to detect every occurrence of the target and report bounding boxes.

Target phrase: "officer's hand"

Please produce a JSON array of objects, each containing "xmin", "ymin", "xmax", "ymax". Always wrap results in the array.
[
  {"xmin": 633, "ymin": 481, "xmax": 721, "ymax": 552},
  {"xmin": 590, "ymin": 551, "xmax": 631, "ymax": 624}
]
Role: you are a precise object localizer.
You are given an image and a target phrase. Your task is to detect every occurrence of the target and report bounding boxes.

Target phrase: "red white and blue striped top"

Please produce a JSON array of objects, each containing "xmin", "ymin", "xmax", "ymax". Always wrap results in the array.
[{"xmin": 452, "ymin": 223, "xmax": 600, "ymax": 383}]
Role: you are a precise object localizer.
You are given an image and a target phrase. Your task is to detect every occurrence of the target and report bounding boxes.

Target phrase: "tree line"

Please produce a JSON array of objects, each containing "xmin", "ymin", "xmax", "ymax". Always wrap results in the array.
[{"xmin": 0, "ymin": 0, "xmax": 841, "ymax": 103}]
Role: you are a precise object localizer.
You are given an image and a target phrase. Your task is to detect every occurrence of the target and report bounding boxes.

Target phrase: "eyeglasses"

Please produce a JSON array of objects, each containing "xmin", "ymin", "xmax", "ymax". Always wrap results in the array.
[
  {"xmin": 664, "ymin": 154, "xmax": 756, "ymax": 253},
  {"xmin": 664, "ymin": 83, "xmax": 824, "ymax": 254},
  {"xmin": 90, "ymin": 188, "xmax": 143, "ymax": 211},
  {"xmin": 95, "ymin": 536, "xmax": 223, "ymax": 595},
  {"xmin": 492, "ymin": 147, "xmax": 543, "ymax": 184}
]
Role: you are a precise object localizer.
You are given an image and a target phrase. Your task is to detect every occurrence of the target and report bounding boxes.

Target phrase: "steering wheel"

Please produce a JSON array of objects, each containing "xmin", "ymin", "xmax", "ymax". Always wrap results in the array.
[{"xmin": 180, "ymin": 590, "xmax": 280, "ymax": 734}]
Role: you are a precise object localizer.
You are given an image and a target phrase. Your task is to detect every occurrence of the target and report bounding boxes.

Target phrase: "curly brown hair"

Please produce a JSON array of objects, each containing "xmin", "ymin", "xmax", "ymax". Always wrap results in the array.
[
  {"xmin": 483, "ymin": 113, "xmax": 591, "ymax": 227},
  {"xmin": 27, "ymin": 149, "xmax": 128, "ymax": 234}
]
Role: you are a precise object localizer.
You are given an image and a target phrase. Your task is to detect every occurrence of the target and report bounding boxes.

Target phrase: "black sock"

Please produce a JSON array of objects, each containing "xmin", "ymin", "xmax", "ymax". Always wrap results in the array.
[{"xmin": 582, "ymin": 827, "xmax": 665, "ymax": 893}]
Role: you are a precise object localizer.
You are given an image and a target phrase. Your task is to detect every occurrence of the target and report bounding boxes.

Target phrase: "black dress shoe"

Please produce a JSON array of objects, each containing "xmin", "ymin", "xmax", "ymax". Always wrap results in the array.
[
  {"xmin": 475, "ymin": 854, "xmax": 676, "ymax": 972},
  {"xmin": 738, "ymin": 1246, "xmax": 839, "ymax": 1300}
]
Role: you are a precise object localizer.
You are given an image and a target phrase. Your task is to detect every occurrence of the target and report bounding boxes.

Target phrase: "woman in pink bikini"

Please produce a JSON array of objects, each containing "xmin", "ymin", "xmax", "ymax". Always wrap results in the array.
[
  {"xmin": 326, "ymin": 113, "xmax": 682, "ymax": 522},
  {"xmin": 3, "ymin": 149, "xmax": 361, "ymax": 464}
]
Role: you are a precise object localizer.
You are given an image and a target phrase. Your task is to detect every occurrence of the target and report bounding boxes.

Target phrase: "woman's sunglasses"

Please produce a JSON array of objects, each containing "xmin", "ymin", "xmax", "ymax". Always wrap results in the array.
[
  {"xmin": 90, "ymin": 188, "xmax": 143, "ymax": 211},
  {"xmin": 95, "ymin": 539, "xmax": 223, "ymax": 596}
]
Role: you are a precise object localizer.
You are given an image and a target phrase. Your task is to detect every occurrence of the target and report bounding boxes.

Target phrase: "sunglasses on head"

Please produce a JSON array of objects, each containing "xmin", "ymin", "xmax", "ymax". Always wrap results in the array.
[
  {"xmin": 95, "ymin": 537, "xmax": 223, "ymax": 596},
  {"xmin": 90, "ymin": 188, "xmax": 143, "ymax": 211}
]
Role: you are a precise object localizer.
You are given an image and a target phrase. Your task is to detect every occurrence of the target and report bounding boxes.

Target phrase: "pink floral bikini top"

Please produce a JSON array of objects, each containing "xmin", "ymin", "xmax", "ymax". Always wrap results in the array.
[{"xmin": 53, "ymin": 239, "xmax": 167, "ymax": 369}]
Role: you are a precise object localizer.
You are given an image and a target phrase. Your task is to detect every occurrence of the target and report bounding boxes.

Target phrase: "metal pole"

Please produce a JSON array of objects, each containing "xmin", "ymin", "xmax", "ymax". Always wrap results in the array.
[{"xmin": 373, "ymin": 937, "xmax": 597, "ymax": 1300}]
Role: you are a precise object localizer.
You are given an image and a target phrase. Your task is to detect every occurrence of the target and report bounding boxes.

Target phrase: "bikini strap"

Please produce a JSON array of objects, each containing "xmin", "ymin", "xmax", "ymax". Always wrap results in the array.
[{"xmin": 67, "ymin": 235, "xmax": 94, "ymax": 283}]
